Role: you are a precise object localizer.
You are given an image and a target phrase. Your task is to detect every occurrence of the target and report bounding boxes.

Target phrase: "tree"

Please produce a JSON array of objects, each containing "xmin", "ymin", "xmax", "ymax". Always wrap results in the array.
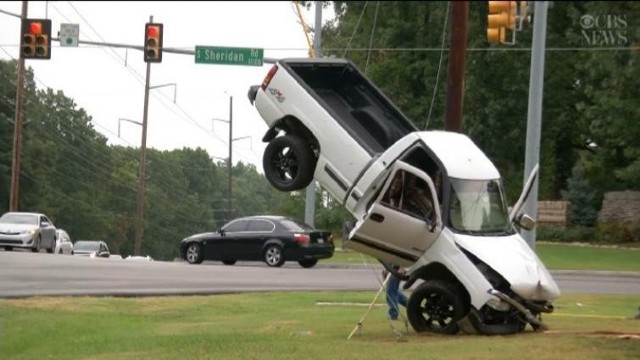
[{"xmin": 561, "ymin": 161, "xmax": 598, "ymax": 227}]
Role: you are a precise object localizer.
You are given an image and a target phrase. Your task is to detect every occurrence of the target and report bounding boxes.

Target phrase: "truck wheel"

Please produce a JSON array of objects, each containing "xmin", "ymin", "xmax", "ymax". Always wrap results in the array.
[
  {"xmin": 407, "ymin": 280, "xmax": 465, "ymax": 335},
  {"xmin": 263, "ymin": 135, "xmax": 315, "ymax": 192}
]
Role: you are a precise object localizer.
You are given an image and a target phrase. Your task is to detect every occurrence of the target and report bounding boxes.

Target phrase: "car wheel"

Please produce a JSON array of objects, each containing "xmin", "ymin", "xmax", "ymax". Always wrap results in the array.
[
  {"xmin": 298, "ymin": 259, "xmax": 318, "ymax": 268},
  {"xmin": 31, "ymin": 236, "xmax": 41, "ymax": 253},
  {"xmin": 46, "ymin": 237, "xmax": 55, "ymax": 253},
  {"xmin": 263, "ymin": 135, "xmax": 315, "ymax": 192},
  {"xmin": 407, "ymin": 280, "xmax": 465, "ymax": 335},
  {"xmin": 222, "ymin": 260, "xmax": 236, "ymax": 265},
  {"xmin": 263, "ymin": 244, "xmax": 285, "ymax": 267},
  {"xmin": 185, "ymin": 243, "xmax": 204, "ymax": 264}
]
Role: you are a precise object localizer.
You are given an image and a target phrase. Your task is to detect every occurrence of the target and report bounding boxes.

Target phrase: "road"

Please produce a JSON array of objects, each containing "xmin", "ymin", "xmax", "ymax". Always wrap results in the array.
[{"xmin": 1, "ymin": 251, "xmax": 639, "ymax": 298}]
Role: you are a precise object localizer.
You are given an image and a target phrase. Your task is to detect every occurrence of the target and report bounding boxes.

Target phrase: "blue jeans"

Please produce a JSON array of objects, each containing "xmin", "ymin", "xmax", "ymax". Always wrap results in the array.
[{"xmin": 386, "ymin": 275, "xmax": 408, "ymax": 320}]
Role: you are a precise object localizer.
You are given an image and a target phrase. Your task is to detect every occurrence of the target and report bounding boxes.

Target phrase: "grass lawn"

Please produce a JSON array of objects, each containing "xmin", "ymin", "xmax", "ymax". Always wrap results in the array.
[
  {"xmin": 2, "ymin": 292, "xmax": 639, "ymax": 359},
  {"xmin": 2, "ymin": 240, "xmax": 638, "ymax": 359}
]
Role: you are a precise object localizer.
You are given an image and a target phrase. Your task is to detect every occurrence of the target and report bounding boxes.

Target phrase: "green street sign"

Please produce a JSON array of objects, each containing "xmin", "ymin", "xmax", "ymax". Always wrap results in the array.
[{"xmin": 195, "ymin": 46, "xmax": 263, "ymax": 66}]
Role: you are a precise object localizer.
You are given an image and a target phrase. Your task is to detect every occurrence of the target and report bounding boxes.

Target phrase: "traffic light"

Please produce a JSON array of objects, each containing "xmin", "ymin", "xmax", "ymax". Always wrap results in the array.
[
  {"xmin": 144, "ymin": 22, "xmax": 163, "ymax": 63},
  {"xmin": 487, "ymin": 1, "xmax": 517, "ymax": 44},
  {"xmin": 20, "ymin": 18, "xmax": 52, "ymax": 60}
]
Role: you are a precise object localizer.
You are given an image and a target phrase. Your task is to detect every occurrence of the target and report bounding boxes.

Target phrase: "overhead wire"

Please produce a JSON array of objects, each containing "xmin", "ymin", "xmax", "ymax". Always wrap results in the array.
[
  {"xmin": 342, "ymin": 2, "xmax": 369, "ymax": 58},
  {"xmin": 59, "ymin": 2, "xmax": 259, "ymax": 166},
  {"xmin": 425, "ymin": 1, "xmax": 451, "ymax": 130},
  {"xmin": 363, "ymin": 1, "xmax": 380, "ymax": 75}
]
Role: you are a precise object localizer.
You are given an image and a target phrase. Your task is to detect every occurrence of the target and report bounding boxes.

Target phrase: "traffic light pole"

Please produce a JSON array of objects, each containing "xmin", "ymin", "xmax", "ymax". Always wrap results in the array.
[
  {"xmin": 9, "ymin": 1, "xmax": 28, "ymax": 212},
  {"xmin": 134, "ymin": 15, "xmax": 153, "ymax": 257},
  {"xmin": 522, "ymin": 1, "xmax": 549, "ymax": 250}
]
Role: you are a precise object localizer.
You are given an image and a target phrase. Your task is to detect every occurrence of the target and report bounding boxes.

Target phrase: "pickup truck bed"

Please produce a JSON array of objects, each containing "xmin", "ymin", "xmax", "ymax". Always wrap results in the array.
[{"xmin": 286, "ymin": 61, "xmax": 417, "ymax": 155}]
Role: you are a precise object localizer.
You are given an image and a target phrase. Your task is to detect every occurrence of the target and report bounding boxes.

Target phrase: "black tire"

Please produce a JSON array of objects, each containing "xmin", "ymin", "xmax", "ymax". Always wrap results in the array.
[
  {"xmin": 263, "ymin": 135, "xmax": 315, "ymax": 192},
  {"xmin": 46, "ymin": 237, "xmax": 55, "ymax": 253},
  {"xmin": 222, "ymin": 260, "xmax": 237, "ymax": 265},
  {"xmin": 5, "ymin": 247, "xmax": 13, "ymax": 251},
  {"xmin": 263, "ymin": 244, "xmax": 285, "ymax": 267},
  {"xmin": 31, "ymin": 237, "xmax": 41, "ymax": 253},
  {"xmin": 185, "ymin": 243, "xmax": 204, "ymax": 264},
  {"xmin": 298, "ymin": 259, "xmax": 318, "ymax": 268},
  {"xmin": 407, "ymin": 280, "xmax": 465, "ymax": 335}
]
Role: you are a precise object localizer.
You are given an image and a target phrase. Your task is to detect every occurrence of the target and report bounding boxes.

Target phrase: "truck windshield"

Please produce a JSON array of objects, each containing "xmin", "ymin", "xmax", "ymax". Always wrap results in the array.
[{"xmin": 448, "ymin": 178, "xmax": 512, "ymax": 234}]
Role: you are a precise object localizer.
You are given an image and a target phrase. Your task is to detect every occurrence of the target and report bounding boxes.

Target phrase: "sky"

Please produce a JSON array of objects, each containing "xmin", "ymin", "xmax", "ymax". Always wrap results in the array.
[{"xmin": 0, "ymin": 1, "xmax": 335, "ymax": 171}]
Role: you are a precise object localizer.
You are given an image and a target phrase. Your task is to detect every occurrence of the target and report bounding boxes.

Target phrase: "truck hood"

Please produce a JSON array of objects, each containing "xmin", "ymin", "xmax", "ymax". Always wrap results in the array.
[{"xmin": 454, "ymin": 233, "xmax": 561, "ymax": 301}]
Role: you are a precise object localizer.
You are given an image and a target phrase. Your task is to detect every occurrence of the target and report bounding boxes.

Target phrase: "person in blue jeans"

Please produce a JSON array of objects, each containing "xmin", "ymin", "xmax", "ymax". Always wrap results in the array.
[{"xmin": 383, "ymin": 265, "xmax": 408, "ymax": 320}]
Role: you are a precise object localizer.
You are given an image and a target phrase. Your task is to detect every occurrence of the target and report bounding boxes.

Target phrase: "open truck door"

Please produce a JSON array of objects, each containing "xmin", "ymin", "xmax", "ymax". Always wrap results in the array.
[{"xmin": 344, "ymin": 161, "xmax": 442, "ymax": 268}]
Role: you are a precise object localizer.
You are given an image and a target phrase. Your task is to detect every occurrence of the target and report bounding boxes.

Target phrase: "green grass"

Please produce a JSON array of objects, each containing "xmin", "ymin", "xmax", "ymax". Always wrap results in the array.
[
  {"xmin": 322, "ymin": 242, "xmax": 640, "ymax": 272},
  {"xmin": 2, "ymin": 293, "xmax": 639, "ymax": 359}
]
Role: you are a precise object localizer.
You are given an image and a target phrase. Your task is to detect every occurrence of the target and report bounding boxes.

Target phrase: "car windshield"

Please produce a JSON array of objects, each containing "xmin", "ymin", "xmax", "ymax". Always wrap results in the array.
[
  {"xmin": 280, "ymin": 219, "xmax": 315, "ymax": 232},
  {"xmin": 447, "ymin": 178, "xmax": 513, "ymax": 235},
  {"xmin": 0, "ymin": 213, "xmax": 38, "ymax": 225},
  {"xmin": 74, "ymin": 242, "xmax": 100, "ymax": 251}
]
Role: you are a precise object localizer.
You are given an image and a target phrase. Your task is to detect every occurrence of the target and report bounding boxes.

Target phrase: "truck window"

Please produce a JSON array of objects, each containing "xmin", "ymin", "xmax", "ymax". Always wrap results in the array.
[{"xmin": 448, "ymin": 178, "xmax": 512, "ymax": 234}]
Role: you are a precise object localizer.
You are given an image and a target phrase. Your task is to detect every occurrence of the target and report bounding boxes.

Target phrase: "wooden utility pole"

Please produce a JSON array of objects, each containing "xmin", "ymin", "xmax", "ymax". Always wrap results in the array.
[
  {"xmin": 444, "ymin": 1, "xmax": 469, "ymax": 133},
  {"xmin": 9, "ymin": 1, "xmax": 28, "ymax": 212}
]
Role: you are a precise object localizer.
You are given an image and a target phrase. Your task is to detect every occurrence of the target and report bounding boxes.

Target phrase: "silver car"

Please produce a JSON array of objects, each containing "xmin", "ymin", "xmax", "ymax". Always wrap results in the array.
[
  {"xmin": 54, "ymin": 229, "xmax": 74, "ymax": 255},
  {"xmin": 73, "ymin": 240, "xmax": 110, "ymax": 258},
  {"xmin": 0, "ymin": 212, "xmax": 57, "ymax": 253}
]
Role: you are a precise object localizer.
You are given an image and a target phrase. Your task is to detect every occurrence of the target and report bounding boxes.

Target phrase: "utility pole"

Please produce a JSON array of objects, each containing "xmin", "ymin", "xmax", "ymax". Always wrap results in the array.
[
  {"xmin": 9, "ymin": 1, "xmax": 28, "ymax": 212},
  {"xmin": 522, "ymin": 1, "xmax": 549, "ymax": 250},
  {"xmin": 304, "ymin": 1, "xmax": 323, "ymax": 227},
  {"xmin": 134, "ymin": 15, "xmax": 153, "ymax": 257},
  {"xmin": 444, "ymin": 1, "xmax": 468, "ymax": 133},
  {"xmin": 228, "ymin": 95, "xmax": 233, "ymax": 222}
]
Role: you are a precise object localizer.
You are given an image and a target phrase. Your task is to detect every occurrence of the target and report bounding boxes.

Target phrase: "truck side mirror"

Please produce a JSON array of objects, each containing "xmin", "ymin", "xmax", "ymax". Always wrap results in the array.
[{"xmin": 516, "ymin": 214, "xmax": 536, "ymax": 231}]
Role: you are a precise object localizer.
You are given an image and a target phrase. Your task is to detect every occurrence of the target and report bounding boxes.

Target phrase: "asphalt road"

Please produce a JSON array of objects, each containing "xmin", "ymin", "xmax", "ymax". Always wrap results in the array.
[{"xmin": 1, "ymin": 251, "xmax": 639, "ymax": 298}]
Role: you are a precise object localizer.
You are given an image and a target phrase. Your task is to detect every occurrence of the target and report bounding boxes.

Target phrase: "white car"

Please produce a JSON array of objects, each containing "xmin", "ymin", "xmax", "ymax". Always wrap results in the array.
[
  {"xmin": 0, "ymin": 212, "xmax": 57, "ymax": 253},
  {"xmin": 54, "ymin": 229, "xmax": 74, "ymax": 255},
  {"xmin": 249, "ymin": 58, "xmax": 560, "ymax": 336}
]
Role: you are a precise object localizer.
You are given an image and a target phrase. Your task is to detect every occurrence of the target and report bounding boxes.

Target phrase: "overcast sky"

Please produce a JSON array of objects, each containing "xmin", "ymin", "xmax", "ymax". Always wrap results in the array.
[{"xmin": 0, "ymin": 1, "xmax": 334, "ymax": 170}]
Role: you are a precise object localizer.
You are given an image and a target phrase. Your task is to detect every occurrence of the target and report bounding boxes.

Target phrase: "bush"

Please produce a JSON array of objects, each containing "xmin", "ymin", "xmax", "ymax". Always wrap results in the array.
[
  {"xmin": 536, "ymin": 226, "xmax": 597, "ymax": 243},
  {"xmin": 596, "ymin": 221, "xmax": 640, "ymax": 244}
]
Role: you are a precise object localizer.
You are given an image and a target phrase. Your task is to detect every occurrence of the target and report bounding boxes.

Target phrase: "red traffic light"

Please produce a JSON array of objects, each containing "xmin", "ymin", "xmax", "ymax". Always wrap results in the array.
[
  {"xmin": 144, "ymin": 22, "xmax": 163, "ymax": 63},
  {"xmin": 20, "ymin": 18, "xmax": 51, "ymax": 60},
  {"xmin": 29, "ymin": 21, "xmax": 43, "ymax": 35},
  {"xmin": 147, "ymin": 25, "xmax": 159, "ymax": 38}
]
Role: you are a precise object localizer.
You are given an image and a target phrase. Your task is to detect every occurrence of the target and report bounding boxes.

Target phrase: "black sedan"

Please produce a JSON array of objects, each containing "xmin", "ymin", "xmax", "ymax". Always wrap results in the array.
[{"xmin": 179, "ymin": 215, "xmax": 335, "ymax": 268}]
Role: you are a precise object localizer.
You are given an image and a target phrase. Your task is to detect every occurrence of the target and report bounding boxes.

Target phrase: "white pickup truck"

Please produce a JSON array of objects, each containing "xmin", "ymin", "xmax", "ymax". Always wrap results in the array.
[{"xmin": 248, "ymin": 57, "xmax": 560, "ymax": 336}]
